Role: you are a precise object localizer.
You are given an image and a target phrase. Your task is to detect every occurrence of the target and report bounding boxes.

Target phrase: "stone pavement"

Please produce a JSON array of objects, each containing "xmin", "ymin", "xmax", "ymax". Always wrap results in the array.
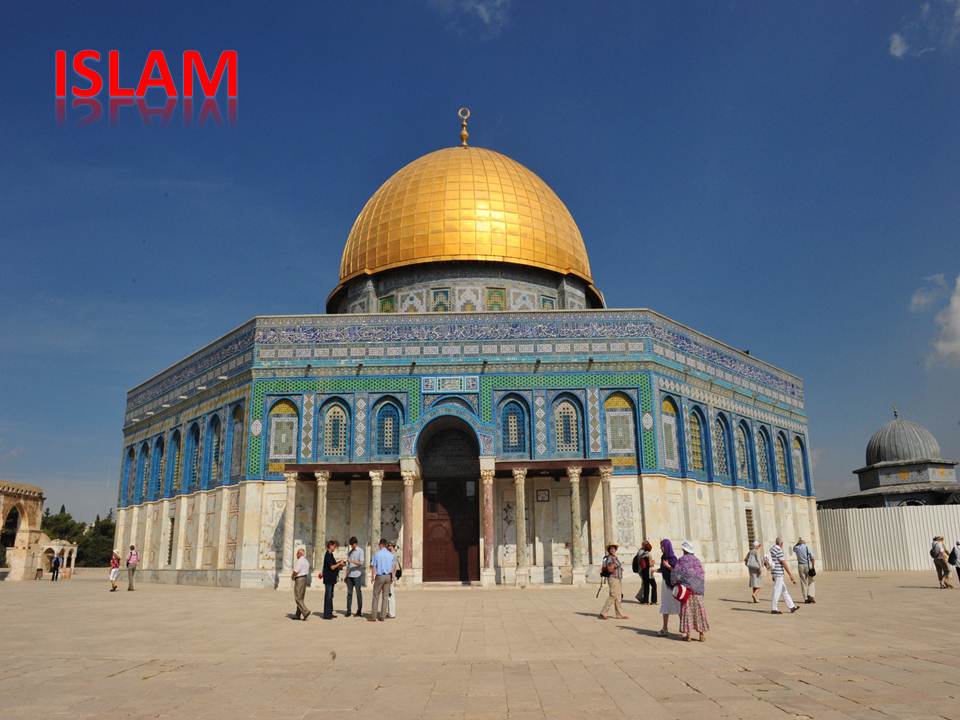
[{"xmin": 2, "ymin": 571, "xmax": 960, "ymax": 719}]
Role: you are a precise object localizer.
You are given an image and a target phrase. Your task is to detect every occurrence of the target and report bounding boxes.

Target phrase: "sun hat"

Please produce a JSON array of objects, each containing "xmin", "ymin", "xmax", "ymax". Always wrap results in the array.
[{"xmin": 681, "ymin": 540, "xmax": 696, "ymax": 554}]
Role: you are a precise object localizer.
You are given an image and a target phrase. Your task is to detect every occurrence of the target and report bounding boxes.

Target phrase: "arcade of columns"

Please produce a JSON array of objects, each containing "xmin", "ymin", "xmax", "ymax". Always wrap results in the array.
[{"xmin": 279, "ymin": 464, "xmax": 615, "ymax": 586}]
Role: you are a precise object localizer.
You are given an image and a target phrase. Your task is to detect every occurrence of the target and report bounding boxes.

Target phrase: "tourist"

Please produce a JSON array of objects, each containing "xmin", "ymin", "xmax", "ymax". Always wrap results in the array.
[
  {"xmin": 744, "ymin": 541, "xmax": 763, "ymax": 603},
  {"xmin": 931, "ymin": 536, "xmax": 953, "ymax": 589},
  {"xmin": 369, "ymin": 538, "xmax": 394, "ymax": 621},
  {"xmin": 292, "ymin": 547, "xmax": 311, "ymax": 621},
  {"xmin": 109, "ymin": 549, "xmax": 121, "ymax": 592},
  {"xmin": 126, "ymin": 544, "xmax": 139, "ymax": 591},
  {"xmin": 387, "ymin": 542, "xmax": 400, "ymax": 619},
  {"xmin": 599, "ymin": 543, "xmax": 628, "ymax": 620},
  {"xmin": 321, "ymin": 540, "xmax": 346, "ymax": 619},
  {"xmin": 769, "ymin": 537, "xmax": 799, "ymax": 614},
  {"xmin": 51, "ymin": 554, "xmax": 61, "ymax": 582},
  {"xmin": 793, "ymin": 537, "xmax": 817, "ymax": 603},
  {"xmin": 953, "ymin": 541, "xmax": 960, "ymax": 586},
  {"xmin": 674, "ymin": 541, "xmax": 709, "ymax": 642},
  {"xmin": 634, "ymin": 540, "xmax": 657, "ymax": 605},
  {"xmin": 657, "ymin": 538, "xmax": 681, "ymax": 636},
  {"xmin": 344, "ymin": 536, "xmax": 364, "ymax": 617}
]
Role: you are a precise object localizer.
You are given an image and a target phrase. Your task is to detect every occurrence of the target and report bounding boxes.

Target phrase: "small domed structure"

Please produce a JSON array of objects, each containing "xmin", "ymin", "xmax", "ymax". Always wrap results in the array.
[{"xmin": 865, "ymin": 417, "xmax": 943, "ymax": 466}]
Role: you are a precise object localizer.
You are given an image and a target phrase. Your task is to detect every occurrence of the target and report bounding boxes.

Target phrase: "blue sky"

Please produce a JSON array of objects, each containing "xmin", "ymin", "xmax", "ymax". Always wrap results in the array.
[{"xmin": 1, "ymin": 1, "xmax": 958, "ymax": 521}]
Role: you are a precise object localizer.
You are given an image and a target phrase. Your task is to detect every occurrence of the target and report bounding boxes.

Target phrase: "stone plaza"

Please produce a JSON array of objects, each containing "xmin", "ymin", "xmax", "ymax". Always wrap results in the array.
[{"xmin": 4, "ymin": 571, "xmax": 959, "ymax": 719}]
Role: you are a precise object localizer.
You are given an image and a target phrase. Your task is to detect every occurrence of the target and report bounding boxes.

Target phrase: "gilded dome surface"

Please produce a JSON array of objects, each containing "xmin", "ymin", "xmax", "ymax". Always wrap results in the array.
[
  {"xmin": 338, "ymin": 146, "xmax": 593, "ymax": 286},
  {"xmin": 865, "ymin": 418, "xmax": 943, "ymax": 466}
]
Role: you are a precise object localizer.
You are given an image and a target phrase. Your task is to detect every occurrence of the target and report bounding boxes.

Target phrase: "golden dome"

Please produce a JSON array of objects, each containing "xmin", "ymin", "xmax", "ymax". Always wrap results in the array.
[{"xmin": 337, "ymin": 146, "xmax": 593, "ymax": 287}]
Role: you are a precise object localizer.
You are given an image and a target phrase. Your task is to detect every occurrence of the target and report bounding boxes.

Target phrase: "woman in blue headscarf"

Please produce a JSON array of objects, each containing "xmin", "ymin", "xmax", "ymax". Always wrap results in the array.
[{"xmin": 657, "ymin": 538, "xmax": 681, "ymax": 636}]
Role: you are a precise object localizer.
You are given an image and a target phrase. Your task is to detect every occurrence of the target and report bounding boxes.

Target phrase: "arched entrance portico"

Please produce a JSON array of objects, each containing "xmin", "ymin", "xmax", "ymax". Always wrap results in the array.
[{"xmin": 417, "ymin": 416, "xmax": 480, "ymax": 582}]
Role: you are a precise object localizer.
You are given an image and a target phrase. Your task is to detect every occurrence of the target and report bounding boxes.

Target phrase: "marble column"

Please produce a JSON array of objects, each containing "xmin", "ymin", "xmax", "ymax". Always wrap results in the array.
[
  {"xmin": 313, "ymin": 471, "xmax": 329, "ymax": 569},
  {"xmin": 599, "ymin": 465, "xmax": 615, "ymax": 548},
  {"xmin": 513, "ymin": 467, "xmax": 529, "ymax": 586},
  {"xmin": 369, "ymin": 470, "xmax": 384, "ymax": 560},
  {"xmin": 567, "ymin": 466, "xmax": 586, "ymax": 585},
  {"xmin": 480, "ymin": 468, "xmax": 496, "ymax": 586},
  {"xmin": 401, "ymin": 470, "xmax": 415, "ymax": 571},
  {"xmin": 281, "ymin": 472, "xmax": 297, "ymax": 583}
]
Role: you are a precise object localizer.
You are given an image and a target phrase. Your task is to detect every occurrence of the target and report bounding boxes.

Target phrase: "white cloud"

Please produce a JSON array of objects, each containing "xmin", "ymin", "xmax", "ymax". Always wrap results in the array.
[
  {"xmin": 933, "ymin": 274, "xmax": 960, "ymax": 364},
  {"xmin": 888, "ymin": 0, "xmax": 960, "ymax": 59},
  {"xmin": 428, "ymin": 0, "xmax": 512, "ymax": 36},
  {"xmin": 890, "ymin": 32, "xmax": 909, "ymax": 58},
  {"xmin": 910, "ymin": 273, "xmax": 948, "ymax": 311}
]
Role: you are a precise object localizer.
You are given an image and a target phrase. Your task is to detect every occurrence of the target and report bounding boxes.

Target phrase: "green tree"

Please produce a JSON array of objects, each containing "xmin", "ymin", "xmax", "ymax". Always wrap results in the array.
[
  {"xmin": 77, "ymin": 513, "xmax": 116, "ymax": 567},
  {"xmin": 41, "ymin": 506, "xmax": 85, "ymax": 543}
]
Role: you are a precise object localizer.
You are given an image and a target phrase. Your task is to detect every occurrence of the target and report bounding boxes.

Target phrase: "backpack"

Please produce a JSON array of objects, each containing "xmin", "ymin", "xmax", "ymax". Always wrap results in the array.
[
  {"xmin": 950, "ymin": 547, "xmax": 958, "ymax": 566},
  {"xmin": 931, "ymin": 546, "xmax": 940, "ymax": 559},
  {"xmin": 631, "ymin": 553, "xmax": 640, "ymax": 574},
  {"xmin": 600, "ymin": 555, "xmax": 612, "ymax": 578}
]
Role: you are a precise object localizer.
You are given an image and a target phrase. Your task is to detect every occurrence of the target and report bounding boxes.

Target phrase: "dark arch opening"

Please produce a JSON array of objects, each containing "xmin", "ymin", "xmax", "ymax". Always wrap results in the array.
[
  {"xmin": 1, "ymin": 506, "xmax": 21, "ymax": 567},
  {"xmin": 417, "ymin": 416, "xmax": 480, "ymax": 583}
]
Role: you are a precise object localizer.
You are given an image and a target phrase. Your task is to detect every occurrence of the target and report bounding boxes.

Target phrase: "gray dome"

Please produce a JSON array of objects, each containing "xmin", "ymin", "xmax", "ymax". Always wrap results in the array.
[{"xmin": 865, "ymin": 418, "xmax": 942, "ymax": 466}]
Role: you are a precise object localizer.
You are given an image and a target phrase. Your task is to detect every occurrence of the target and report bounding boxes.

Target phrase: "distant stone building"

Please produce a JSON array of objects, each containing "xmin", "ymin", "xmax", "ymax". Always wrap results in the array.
[
  {"xmin": 818, "ymin": 414, "xmax": 959, "ymax": 509},
  {"xmin": 0, "ymin": 481, "xmax": 78, "ymax": 581}
]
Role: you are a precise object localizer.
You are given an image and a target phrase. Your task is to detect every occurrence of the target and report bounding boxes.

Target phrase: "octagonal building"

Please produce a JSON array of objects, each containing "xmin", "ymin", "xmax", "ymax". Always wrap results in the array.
[{"xmin": 114, "ymin": 115, "xmax": 819, "ymax": 587}]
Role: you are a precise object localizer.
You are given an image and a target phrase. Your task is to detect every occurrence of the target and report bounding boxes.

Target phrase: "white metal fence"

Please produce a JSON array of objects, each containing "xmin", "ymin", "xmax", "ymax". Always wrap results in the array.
[{"xmin": 817, "ymin": 506, "xmax": 960, "ymax": 571}]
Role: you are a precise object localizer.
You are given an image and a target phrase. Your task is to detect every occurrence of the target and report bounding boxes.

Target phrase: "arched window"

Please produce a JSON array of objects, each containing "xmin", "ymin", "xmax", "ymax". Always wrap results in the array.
[
  {"xmin": 268, "ymin": 400, "xmax": 299, "ymax": 461},
  {"xmin": 792, "ymin": 437, "xmax": 807, "ymax": 492},
  {"xmin": 229, "ymin": 406, "xmax": 244, "ymax": 481},
  {"xmin": 123, "ymin": 447, "xmax": 135, "ymax": 503},
  {"xmin": 661, "ymin": 398, "xmax": 680, "ymax": 470},
  {"xmin": 554, "ymin": 399, "xmax": 581, "ymax": 455},
  {"xmin": 375, "ymin": 402, "xmax": 401, "ymax": 456},
  {"xmin": 186, "ymin": 423, "xmax": 201, "ymax": 491},
  {"xmin": 756, "ymin": 429, "xmax": 771, "ymax": 486},
  {"xmin": 323, "ymin": 404, "xmax": 349, "ymax": 457},
  {"xmin": 138, "ymin": 442, "xmax": 150, "ymax": 502},
  {"xmin": 151, "ymin": 437, "xmax": 165, "ymax": 500},
  {"xmin": 604, "ymin": 393, "xmax": 636, "ymax": 460},
  {"xmin": 501, "ymin": 401, "xmax": 527, "ymax": 454},
  {"xmin": 688, "ymin": 409, "xmax": 705, "ymax": 471},
  {"xmin": 712, "ymin": 416, "xmax": 730, "ymax": 476},
  {"xmin": 735, "ymin": 424, "xmax": 751, "ymax": 483},
  {"xmin": 774, "ymin": 434, "xmax": 788, "ymax": 491},
  {"xmin": 169, "ymin": 430, "xmax": 182, "ymax": 494},
  {"xmin": 206, "ymin": 415, "xmax": 223, "ymax": 487}
]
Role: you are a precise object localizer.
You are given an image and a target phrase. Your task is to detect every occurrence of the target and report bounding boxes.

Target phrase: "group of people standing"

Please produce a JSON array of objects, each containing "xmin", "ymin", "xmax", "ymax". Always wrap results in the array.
[
  {"xmin": 930, "ymin": 535, "xmax": 960, "ymax": 589},
  {"xmin": 599, "ymin": 539, "xmax": 710, "ymax": 642},
  {"xmin": 106, "ymin": 545, "xmax": 139, "ymax": 592},
  {"xmin": 744, "ymin": 537, "xmax": 817, "ymax": 612},
  {"xmin": 292, "ymin": 537, "xmax": 401, "ymax": 622}
]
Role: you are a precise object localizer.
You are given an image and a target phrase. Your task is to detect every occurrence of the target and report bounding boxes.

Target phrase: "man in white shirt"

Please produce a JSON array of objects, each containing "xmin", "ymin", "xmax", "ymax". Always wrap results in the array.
[
  {"xmin": 344, "ymin": 536, "xmax": 365, "ymax": 617},
  {"xmin": 292, "ymin": 548, "xmax": 311, "ymax": 621},
  {"xmin": 769, "ymin": 537, "xmax": 799, "ymax": 615}
]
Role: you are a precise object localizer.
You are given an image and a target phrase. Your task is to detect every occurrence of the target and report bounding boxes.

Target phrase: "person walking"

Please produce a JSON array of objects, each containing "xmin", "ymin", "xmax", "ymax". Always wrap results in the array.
[
  {"xmin": 599, "ymin": 543, "xmax": 628, "ymax": 620},
  {"xmin": 745, "ymin": 541, "xmax": 763, "ymax": 603},
  {"xmin": 369, "ymin": 538, "xmax": 394, "ymax": 621},
  {"xmin": 109, "ymin": 549, "xmax": 121, "ymax": 592},
  {"xmin": 634, "ymin": 540, "xmax": 658, "ymax": 605},
  {"xmin": 344, "ymin": 536, "xmax": 364, "ymax": 617},
  {"xmin": 931, "ymin": 536, "xmax": 953, "ymax": 589},
  {"xmin": 387, "ymin": 542, "xmax": 400, "ymax": 619},
  {"xmin": 952, "ymin": 541, "xmax": 960, "ymax": 587},
  {"xmin": 126, "ymin": 545, "xmax": 140, "ymax": 591},
  {"xmin": 674, "ymin": 541, "xmax": 709, "ymax": 642},
  {"xmin": 291, "ymin": 547, "xmax": 311, "ymax": 621},
  {"xmin": 51, "ymin": 554, "xmax": 61, "ymax": 582},
  {"xmin": 769, "ymin": 537, "xmax": 799, "ymax": 614},
  {"xmin": 658, "ymin": 538, "xmax": 682, "ymax": 636},
  {"xmin": 793, "ymin": 537, "xmax": 817, "ymax": 603},
  {"xmin": 321, "ymin": 540, "xmax": 346, "ymax": 619}
]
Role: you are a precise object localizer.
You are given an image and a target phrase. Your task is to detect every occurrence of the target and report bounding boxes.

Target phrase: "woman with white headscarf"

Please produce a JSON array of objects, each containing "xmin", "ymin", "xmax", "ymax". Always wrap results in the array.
[
  {"xmin": 744, "ymin": 541, "xmax": 763, "ymax": 603},
  {"xmin": 674, "ymin": 541, "xmax": 709, "ymax": 642}
]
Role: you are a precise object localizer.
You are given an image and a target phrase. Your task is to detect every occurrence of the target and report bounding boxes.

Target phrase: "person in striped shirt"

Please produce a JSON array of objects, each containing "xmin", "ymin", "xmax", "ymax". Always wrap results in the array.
[{"xmin": 769, "ymin": 537, "xmax": 799, "ymax": 615}]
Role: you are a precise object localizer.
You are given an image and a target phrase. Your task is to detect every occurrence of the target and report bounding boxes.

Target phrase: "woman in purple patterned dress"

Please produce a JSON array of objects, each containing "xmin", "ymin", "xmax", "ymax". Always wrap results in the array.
[{"xmin": 674, "ymin": 540, "xmax": 709, "ymax": 642}]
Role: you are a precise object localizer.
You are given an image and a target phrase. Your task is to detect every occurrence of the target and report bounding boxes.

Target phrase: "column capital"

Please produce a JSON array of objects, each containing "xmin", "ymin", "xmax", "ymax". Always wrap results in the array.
[
  {"xmin": 369, "ymin": 469, "xmax": 384, "ymax": 486},
  {"xmin": 566, "ymin": 466, "xmax": 582, "ymax": 483},
  {"xmin": 401, "ymin": 470, "xmax": 417, "ymax": 487},
  {"xmin": 283, "ymin": 471, "xmax": 298, "ymax": 485},
  {"xmin": 480, "ymin": 468, "xmax": 496, "ymax": 485},
  {"xmin": 512, "ymin": 467, "xmax": 527, "ymax": 484},
  {"xmin": 314, "ymin": 470, "xmax": 330, "ymax": 486},
  {"xmin": 598, "ymin": 465, "xmax": 614, "ymax": 482}
]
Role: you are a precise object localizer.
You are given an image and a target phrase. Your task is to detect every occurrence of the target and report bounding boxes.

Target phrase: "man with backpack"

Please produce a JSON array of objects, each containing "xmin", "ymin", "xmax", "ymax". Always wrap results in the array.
[
  {"xmin": 950, "ymin": 541, "xmax": 960, "ymax": 586},
  {"xmin": 632, "ymin": 540, "xmax": 657, "ymax": 604},
  {"xmin": 931, "ymin": 536, "xmax": 953, "ymax": 589},
  {"xmin": 598, "ymin": 543, "xmax": 628, "ymax": 620}
]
